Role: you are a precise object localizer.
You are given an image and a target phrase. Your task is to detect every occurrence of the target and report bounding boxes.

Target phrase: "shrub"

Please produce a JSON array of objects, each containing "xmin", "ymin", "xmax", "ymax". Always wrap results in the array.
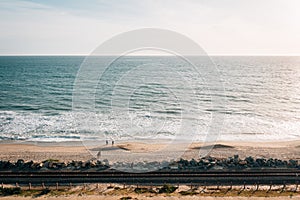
[{"xmin": 158, "ymin": 184, "xmax": 178, "ymax": 194}]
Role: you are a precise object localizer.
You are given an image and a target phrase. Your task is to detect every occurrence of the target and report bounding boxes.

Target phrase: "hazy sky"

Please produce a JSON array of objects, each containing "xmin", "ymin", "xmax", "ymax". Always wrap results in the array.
[{"xmin": 0, "ymin": 0, "xmax": 300, "ymax": 55}]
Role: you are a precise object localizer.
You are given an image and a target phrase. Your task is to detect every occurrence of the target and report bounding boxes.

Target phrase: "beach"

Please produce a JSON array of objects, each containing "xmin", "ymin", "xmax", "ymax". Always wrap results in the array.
[{"xmin": 0, "ymin": 140, "xmax": 299, "ymax": 162}]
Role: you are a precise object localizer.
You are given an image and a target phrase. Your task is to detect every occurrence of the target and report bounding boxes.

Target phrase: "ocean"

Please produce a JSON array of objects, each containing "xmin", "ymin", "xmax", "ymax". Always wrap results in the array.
[{"xmin": 0, "ymin": 56, "xmax": 300, "ymax": 142}]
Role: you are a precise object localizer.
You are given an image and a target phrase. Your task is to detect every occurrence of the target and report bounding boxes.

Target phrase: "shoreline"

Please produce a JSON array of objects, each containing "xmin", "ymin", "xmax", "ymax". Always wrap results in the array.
[{"xmin": 1, "ymin": 138, "xmax": 300, "ymax": 146}]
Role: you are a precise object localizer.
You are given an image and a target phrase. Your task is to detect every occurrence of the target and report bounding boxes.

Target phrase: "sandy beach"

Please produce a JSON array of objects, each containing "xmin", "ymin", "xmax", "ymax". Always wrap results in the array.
[{"xmin": 0, "ymin": 140, "xmax": 299, "ymax": 162}]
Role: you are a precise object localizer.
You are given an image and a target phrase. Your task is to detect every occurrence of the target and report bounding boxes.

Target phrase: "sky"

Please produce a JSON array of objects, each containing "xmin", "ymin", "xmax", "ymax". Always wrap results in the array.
[{"xmin": 0, "ymin": 0, "xmax": 300, "ymax": 55}]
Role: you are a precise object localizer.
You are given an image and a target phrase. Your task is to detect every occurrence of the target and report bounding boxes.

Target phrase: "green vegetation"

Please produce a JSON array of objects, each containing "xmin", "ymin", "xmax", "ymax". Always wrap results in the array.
[
  {"xmin": 179, "ymin": 189, "xmax": 199, "ymax": 195},
  {"xmin": 158, "ymin": 184, "xmax": 178, "ymax": 194},
  {"xmin": 0, "ymin": 187, "xmax": 21, "ymax": 196},
  {"xmin": 134, "ymin": 187, "xmax": 156, "ymax": 194},
  {"xmin": 35, "ymin": 188, "xmax": 51, "ymax": 197},
  {"xmin": 120, "ymin": 196, "xmax": 132, "ymax": 200}
]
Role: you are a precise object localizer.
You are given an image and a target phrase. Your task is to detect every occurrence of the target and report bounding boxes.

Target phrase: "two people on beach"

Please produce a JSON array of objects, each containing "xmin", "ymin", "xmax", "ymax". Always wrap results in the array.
[
  {"xmin": 106, "ymin": 140, "xmax": 114, "ymax": 146},
  {"xmin": 97, "ymin": 139, "xmax": 115, "ymax": 159}
]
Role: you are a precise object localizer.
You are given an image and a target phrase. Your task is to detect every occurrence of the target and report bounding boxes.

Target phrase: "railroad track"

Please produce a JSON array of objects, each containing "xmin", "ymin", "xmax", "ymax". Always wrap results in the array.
[{"xmin": 0, "ymin": 169, "xmax": 299, "ymax": 185}]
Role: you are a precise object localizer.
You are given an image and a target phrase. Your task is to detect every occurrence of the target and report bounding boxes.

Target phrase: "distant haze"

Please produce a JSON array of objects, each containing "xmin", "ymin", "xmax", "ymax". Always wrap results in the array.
[{"xmin": 0, "ymin": 0, "xmax": 300, "ymax": 55}]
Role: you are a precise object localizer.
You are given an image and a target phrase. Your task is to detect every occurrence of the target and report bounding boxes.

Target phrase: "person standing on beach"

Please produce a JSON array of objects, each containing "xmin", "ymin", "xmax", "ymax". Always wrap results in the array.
[
  {"xmin": 112, "ymin": 140, "xmax": 114, "ymax": 146},
  {"xmin": 106, "ymin": 140, "xmax": 108, "ymax": 145}
]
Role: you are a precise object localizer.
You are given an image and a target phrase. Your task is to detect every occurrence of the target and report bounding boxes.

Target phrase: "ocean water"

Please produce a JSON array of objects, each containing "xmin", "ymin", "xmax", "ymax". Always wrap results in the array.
[{"xmin": 0, "ymin": 56, "xmax": 300, "ymax": 142}]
